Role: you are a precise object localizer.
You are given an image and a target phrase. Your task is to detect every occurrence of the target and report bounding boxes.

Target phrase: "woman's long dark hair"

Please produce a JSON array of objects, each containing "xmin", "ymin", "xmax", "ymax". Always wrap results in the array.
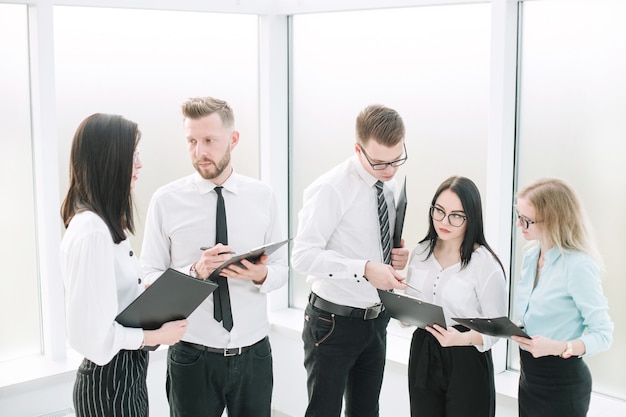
[
  {"xmin": 61, "ymin": 113, "xmax": 140, "ymax": 244},
  {"xmin": 419, "ymin": 176, "xmax": 505, "ymax": 275}
]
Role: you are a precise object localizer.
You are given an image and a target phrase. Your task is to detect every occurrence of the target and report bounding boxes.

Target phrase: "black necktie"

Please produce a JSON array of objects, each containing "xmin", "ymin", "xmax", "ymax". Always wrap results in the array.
[
  {"xmin": 214, "ymin": 186, "xmax": 233, "ymax": 331},
  {"xmin": 375, "ymin": 181, "xmax": 392, "ymax": 265}
]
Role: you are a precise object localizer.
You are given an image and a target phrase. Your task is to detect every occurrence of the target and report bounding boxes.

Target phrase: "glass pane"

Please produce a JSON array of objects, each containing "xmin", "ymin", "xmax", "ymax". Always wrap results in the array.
[
  {"xmin": 514, "ymin": 0, "xmax": 626, "ymax": 400},
  {"xmin": 0, "ymin": 4, "xmax": 42, "ymax": 361},
  {"xmin": 291, "ymin": 4, "xmax": 491, "ymax": 309},
  {"xmin": 54, "ymin": 7, "xmax": 259, "ymax": 255}
]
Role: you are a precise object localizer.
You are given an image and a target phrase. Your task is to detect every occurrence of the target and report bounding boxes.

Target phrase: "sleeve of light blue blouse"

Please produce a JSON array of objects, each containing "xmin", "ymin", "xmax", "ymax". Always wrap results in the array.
[{"xmin": 568, "ymin": 257, "xmax": 614, "ymax": 357}]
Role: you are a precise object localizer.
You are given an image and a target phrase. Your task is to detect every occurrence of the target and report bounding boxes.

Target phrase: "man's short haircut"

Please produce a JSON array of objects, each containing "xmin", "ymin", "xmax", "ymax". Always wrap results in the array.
[
  {"xmin": 356, "ymin": 104, "xmax": 405, "ymax": 147},
  {"xmin": 181, "ymin": 96, "xmax": 235, "ymax": 128}
]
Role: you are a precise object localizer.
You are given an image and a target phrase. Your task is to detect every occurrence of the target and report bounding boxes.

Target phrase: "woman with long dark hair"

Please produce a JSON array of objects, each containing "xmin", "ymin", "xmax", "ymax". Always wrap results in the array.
[
  {"xmin": 60, "ymin": 113, "xmax": 187, "ymax": 417},
  {"xmin": 406, "ymin": 176, "xmax": 507, "ymax": 417}
]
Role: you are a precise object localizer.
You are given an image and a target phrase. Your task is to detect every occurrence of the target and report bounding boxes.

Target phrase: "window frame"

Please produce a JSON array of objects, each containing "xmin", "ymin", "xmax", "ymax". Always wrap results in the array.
[{"xmin": 7, "ymin": 1, "xmax": 624, "ymax": 412}]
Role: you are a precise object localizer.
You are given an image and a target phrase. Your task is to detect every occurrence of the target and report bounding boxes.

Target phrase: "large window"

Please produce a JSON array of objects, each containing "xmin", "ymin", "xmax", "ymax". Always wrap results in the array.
[
  {"xmin": 0, "ymin": 4, "xmax": 41, "ymax": 362},
  {"xmin": 54, "ymin": 6, "xmax": 260, "ymax": 255},
  {"xmin": 290, "ymin": 4, "xmax": 492, "ymax": 309},
  {"xmin": 4, "ymin": 0, "xmax": 625, "ymax": 410},
  {"xmin": 513, "ymin": 0, "xmax": 626, "ymax": 400},
  {"xmin": 1, "ymin": 5, "xmax": 260, "ymax": 365}
]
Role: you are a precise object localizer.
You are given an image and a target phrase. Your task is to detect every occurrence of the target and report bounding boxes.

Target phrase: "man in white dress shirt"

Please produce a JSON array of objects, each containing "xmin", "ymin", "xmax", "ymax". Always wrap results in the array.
[
  {"xmin": 141, "ymin": 96, "xmax": 288, "ymax": 417},
  {"xmin": 292, "ymin": 104, "xmax": 410, "ymax": 417}
]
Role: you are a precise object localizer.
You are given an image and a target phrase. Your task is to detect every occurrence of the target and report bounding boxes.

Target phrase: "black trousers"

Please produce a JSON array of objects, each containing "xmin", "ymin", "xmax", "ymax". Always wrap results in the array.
[
  {"xmin": 166, "ymin": 337, "xmax": 273, "ymax": 417},
  {"xmin": 73, "ymin": 349, "xmax": 149, "ymax": 417},
  {"xmin": 518, "ymin": 348, "xmax": 592, "ymax": 417},
  {"xmin": 408, "ymin": 327, "xmax": 495, "ymax": 417},
  {"xmin": 302, "ymin": 300, "xmax": 391, "ymax": 417}
]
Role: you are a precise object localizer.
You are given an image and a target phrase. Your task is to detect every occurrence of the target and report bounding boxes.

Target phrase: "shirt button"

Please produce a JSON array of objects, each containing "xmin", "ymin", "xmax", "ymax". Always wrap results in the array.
[
  {"xmin": 138, "ymin": 278, "xmax": 142, "ymax": 284},
  {"xmin": 129, "ymin": 250, "xmax": 134, "ymax": 257},
  {"xmin": 329, "ymin": 274, "xmax": 333, "ymax": 277}
]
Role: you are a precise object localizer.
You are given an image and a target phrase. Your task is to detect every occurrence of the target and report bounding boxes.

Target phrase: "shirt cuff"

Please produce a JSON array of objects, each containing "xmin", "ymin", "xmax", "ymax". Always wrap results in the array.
[
  {"xmin": 347, "ymin": 259, "xmax": 369, "ymax": 281},
  {"xmin": 580, "ymin": 334, "xmax": 598, "ymax": 357}
]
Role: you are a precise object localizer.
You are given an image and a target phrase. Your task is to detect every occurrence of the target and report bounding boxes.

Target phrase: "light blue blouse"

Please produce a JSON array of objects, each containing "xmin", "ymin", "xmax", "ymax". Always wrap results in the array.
[{"xmin": 514, "ymin": 246, "xmax": 613, "ymax": 357}]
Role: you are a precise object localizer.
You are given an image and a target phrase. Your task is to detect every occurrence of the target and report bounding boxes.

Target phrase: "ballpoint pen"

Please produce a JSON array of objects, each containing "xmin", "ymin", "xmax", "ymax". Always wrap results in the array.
[
  {"xmin": 199, "ymin": 247, "xmax": 236, "ymax": 255},
  {"xmin": 403, "ymin": 280, "xmax": 422, "ymax": 295}
]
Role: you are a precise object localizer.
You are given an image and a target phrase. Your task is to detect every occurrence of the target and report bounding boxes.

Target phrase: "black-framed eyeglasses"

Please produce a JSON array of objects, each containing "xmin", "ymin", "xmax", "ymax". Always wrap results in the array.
[
  {"xmin": 358, "ymin": 143, "xmax": 408, "ymax": 170},
  {"xmin": 515, "ymin": 209, "xmax": 538, "ymax": 230},
  {"xmin": 430, "ymin": 206, "xmax": 466, "ymax": 227}
]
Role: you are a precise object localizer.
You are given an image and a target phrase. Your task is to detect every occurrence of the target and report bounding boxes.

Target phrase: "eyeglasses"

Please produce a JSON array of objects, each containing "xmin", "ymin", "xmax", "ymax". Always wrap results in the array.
[
  {"xmin": 133, "ymin": 149, "xmax": 141, "ymax": 165},
  {"xmin": 515, "ymin": 209, "xmax": 538, "ymax": 230},
  {"xmin": 358, "ymin": 143, "xmax": 408, "ymax": 170},
  {"xmin": 430, "ymin": 206, "xmax": 466, "ymax": 227}
]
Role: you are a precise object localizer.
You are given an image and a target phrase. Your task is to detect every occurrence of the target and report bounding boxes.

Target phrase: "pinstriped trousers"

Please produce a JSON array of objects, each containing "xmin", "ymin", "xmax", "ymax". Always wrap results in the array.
[{"xmin": 73, "ymin": 350, "xmax": 149, "ymax": 417}]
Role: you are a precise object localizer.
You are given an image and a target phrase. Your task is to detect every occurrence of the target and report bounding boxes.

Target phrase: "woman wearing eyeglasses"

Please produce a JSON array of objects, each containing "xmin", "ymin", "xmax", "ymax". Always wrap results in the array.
[
  {"xmin": 405, "ymin": 176, "xmax": 507, "ymax": 417},
  {"xmin": 511, "ymin": 178, "xmax": 613, "ymax": 417}
]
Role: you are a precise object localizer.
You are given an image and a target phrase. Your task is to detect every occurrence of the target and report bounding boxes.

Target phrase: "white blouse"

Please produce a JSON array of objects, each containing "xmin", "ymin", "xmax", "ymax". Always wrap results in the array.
[
  {"xmin": 60, "ymin": 211, "xmax": 143, "ymax": 365},
  {"xmin": 406, "ymin": 242, "xmax": 507, "ymax": 352}
]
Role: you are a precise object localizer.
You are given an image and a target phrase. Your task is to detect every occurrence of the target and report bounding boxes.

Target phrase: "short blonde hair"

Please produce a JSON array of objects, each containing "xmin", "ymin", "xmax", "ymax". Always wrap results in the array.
[{"xmin": 181, "ymin": 96, "xmax": 235, "ymax": 128}]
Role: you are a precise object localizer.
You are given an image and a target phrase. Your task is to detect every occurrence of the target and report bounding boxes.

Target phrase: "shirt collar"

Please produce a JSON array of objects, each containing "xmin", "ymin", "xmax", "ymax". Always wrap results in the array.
[
  {"xmin": 544, "ymin": 246, "xmax": 562, "ymax": 264},
  {"xmin": 350, "ymin": 154, "xmax": 379, "ymax": 188},
  {"xmin": 192, "ymin": 171, "xmax": 238, "ymax": 196},
  {"xmin": 528, "ymin": 245, "xmax": 562, "ymax": 265}
]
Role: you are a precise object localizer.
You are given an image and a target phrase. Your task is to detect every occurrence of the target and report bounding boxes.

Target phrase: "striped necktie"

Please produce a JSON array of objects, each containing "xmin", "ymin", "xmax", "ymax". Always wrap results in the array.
[{"xmin": 375, "ymin": 181, "xmax": 392, "ymax": 265}]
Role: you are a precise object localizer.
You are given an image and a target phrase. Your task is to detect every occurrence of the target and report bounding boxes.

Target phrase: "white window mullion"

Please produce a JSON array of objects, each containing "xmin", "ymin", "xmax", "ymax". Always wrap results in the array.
[
  {"xmin": 486, "ymin": 0, "xmax": 520, "ymax": 374},
  {"xmin": 258, "ymin": 14, "xmax": 290, "ymax": 311},
  {"xmin": 28, "ymin": 2, "xmax": 67, "ymax": 360}
]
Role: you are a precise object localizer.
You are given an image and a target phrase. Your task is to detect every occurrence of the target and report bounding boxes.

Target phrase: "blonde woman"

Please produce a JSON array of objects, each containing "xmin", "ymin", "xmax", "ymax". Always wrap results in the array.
[{"xmin": 512, "ymin": 177, "xmax": 613, "ymax": 417}]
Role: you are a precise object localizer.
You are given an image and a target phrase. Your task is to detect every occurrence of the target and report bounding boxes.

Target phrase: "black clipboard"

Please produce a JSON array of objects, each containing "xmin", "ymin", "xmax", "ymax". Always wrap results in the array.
[
  {"xmin": 209, "ymin": 238, "xmax": 290, "ymax": 280},
  {"xmin": 116, "ymin": 268, "xmax": 218, "ymax": 349},
  {"xmin": 378, "ymin": 289, "xmax": 446, "ymax": 329},
  {"xmin": 393, "ymin": 177, "xmax": 407, "ymax": 248},
  {"xmin": 451, "ymin": 316, "xmax": 531, "ymax": 339}
]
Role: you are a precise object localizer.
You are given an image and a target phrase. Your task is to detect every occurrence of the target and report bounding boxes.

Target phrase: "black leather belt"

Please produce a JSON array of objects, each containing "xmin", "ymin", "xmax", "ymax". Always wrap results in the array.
[
  {"xmin": 309, "ymin": 293, "xmax": 384, "ymax": 320},
  {"xmin": 179, "ymin": 337, "xmax": 266, "ymax": 356}
]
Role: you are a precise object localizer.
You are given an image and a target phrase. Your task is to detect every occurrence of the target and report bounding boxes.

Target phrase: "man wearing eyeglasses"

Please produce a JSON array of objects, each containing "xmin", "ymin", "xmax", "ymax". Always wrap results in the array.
[{"xmin": 292, "ymin": 104, "xmax": 410, "ymax": 417}]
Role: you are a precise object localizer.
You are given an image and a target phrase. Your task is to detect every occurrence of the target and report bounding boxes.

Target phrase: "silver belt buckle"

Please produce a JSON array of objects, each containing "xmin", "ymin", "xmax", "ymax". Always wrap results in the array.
[
  {"xmin": 364, "ymin": 304, "xmax": 382, "ymax": 320},
  {"xmin": 224, "ymin": 347, "xmax": 242, "ymax": 356}
]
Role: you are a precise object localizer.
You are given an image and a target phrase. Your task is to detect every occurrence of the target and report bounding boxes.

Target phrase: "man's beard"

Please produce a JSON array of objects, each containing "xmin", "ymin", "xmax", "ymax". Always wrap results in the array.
[{"xmin": 195, "ymin": 148, "xmax": 231, "ymax": 180}]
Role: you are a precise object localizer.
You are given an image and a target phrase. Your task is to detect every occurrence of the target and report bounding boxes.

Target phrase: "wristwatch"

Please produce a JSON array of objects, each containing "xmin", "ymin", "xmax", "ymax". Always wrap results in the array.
[
  {"xmin": 560, "ymin": 341, "xmax": 574, "ymax": 359},
  {"xmin": 189, "ymin": 263, "xmax": 198, "ymax": 278}
]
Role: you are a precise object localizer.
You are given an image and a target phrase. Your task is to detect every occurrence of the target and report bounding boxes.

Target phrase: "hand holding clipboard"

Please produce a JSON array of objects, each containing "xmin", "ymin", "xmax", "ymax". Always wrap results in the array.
[
  {"xmin": 207, "ymin": 239, "xmax": 290, "ymax": 280},
  {"xmin": 451, "ymin": 316, "xmax": 531, "ymax": 339}
]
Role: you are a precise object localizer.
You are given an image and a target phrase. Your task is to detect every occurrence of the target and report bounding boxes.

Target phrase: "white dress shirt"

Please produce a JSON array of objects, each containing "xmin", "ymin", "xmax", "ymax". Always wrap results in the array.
[
  {"xmin": 291, "ymin": 155, "xmax": 397, "ymax": 309},
  {"xmin": 406, "ymin": 242, "xmax": 507, "ymax": 352},
  {"xmin": 141, "ymin": 171, "xmax": 288, "ymax": 349},
  {"xmin": 60, "ymin": 211, "xmax": 144, "ymax": 366}
]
